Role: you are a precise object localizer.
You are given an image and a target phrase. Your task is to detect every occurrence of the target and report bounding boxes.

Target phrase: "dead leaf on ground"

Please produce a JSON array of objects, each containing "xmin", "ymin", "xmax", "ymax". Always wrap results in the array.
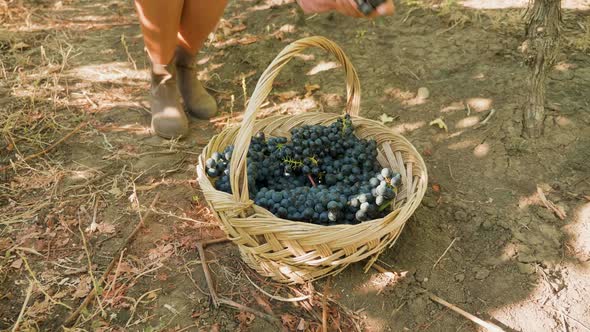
[
  {"xmin": 320, "ymin": 93, "xmax": 343, "ymax": 108},
  {"xmin": 53, "ymin": 289, "xmax": 69, "ymax": 300},
  {"xmin": 237, "ymin": 311, "xmax": 255, "ymax": 329},
  {"xmin": 12, "ymin": 41, "xmax": 30, "ymax": 50},
  {"xmin": 0, "ymin": 238, "xmax": 11, "ymax": 251},
  {"xmin": 379, "ymin": 113, "xmax": 394, "ymax": 125},
  {"xmin": 128, "ymin": 192, "xmax": 139, "ymax": 209},
  {"xmin": 96, "ymin": 223, "xmax": 116, "ymax": 234},
  {"xmin": 10, "ymin": 258, "xmax": 23, "ymax": 269},
  {"xmin": 384, "ymin": 87, "xmax": 415, "ymax": 101},
  {"xmin": 86, "ymin": 220, "xmax": 98, "ymax": 233},
  {"xmin": 307, "ymin": 61, "xmax": 341, "ymax": 76},
  {"xmin": 218, "ymin": 20, "xmax": 247, "ymax": 36},
  {"xmin": 148, "ymin": 243, "xmax": 174, "ymax": 261},
  {"xmin": 275, "ymin": 90, "xmax": 298, "ymax": 102},
  {"xmin": 197, "ymin": 56, "xmax": 211, "ymax": 66},
  {"xmin": 27, "ymin": 298, "xmax": 51, "ymax": 319},
  {"xmin": 238, "ymin": 35, "xmax": 259, "ymax": 45},
  {"xmin": 304, "ymin": 83, "xmax": 320, "ymax": 97},
  {"xmin": 213, "ymin": 35, "xmax": 259, "ymax": 48},
  {"xmin": 281, "ymin": 313, "xmax": 298, "ymax": 330},
  {"xmin": 429, "ymin": 117, "xmax": 448, "ymax": 132},
  {"xmin": 251, "ymin": 290, "xmax": 274, "ymax": 315},
  {"xmin": 296, "ymin": 318, "xmax": 306, "ymax": 331},
  {"xmin": 230, "ymin": 23, "xmax": 247, "ymax": 33},
  {"xmin": 192, "ymin": 309, "xmax": 206, "ymax": 318},
  {"xmin": 432, "ymin": 184, "xmax": 441, "ymax": 193},
  {"xmin": 73, "ymin": 275, "xmax": 92, "ymax": 298},
  {"xmin": 272, "ymin": 24, "xmax": 296, "ymax": 40}
]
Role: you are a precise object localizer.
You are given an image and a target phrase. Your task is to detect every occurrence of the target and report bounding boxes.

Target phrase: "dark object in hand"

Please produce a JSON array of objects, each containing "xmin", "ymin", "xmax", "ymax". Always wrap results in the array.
[{"xmin": 355, "ymin": 0, "xmax": 386, "ymax": 15}]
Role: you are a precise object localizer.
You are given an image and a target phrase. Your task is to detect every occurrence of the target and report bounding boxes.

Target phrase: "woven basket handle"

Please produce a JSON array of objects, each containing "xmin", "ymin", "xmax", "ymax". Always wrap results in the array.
[{"xmin": 230, "ymin": 36, "xmax": 361, "ymax": 202}]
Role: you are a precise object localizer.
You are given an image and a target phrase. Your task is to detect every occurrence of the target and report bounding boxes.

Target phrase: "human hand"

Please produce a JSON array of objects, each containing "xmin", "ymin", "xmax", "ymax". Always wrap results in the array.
[{"xmin": 296, "ymin": 0, "xmax": 395, "ymax": 18}]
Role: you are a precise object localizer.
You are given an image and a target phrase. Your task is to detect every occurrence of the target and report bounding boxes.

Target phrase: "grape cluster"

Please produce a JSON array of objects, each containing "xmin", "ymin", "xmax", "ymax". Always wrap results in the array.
[{"xmin": 205, "ymin": 115, "xmax": 401, "ymax": 225}]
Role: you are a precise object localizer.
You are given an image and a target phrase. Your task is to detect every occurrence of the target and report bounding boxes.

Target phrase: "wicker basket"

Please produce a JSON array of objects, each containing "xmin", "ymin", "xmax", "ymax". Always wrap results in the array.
[{"xmin": 197, "ymin": 36, "xmax": 427, "ymax": 284}]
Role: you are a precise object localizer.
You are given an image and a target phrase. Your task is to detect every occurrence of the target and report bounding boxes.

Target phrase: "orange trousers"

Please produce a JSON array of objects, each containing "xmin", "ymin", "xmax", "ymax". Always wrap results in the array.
[{"xmin": 134, "ymin": 0, "xmax": 228, "ymax": 65}]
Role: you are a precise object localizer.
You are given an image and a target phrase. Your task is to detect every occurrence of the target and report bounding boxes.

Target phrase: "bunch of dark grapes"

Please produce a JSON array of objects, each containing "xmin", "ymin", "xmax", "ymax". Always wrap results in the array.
[{"xmin": 205, "ymin": 115, "xmax": 402, "ymax": 225}]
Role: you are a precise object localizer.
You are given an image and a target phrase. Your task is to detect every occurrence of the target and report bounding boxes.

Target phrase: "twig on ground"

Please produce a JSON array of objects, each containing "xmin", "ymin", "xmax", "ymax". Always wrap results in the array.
[
  {"xmin": 176, "ymin": 324, "xmax": 199, "ymax": 332},
  {"xmin": 195, "ymin": 241, "xmax": 280, "ymax": 326},
  {"xmin": 218, "ymin": 298, "xmax": 279, "ymax": 325},
  {"xmin": 373, "ymin": 263, "xmax": 504, "ymax": 332},
  {"xmin": 392, "ymin": 301, "xmax": 406, "ymax": 316},
  {"xmin": 322, "ymin": 278, "xmax": 330, "ymax": 332},
  {"xmin": 537, "ymin": 186, "xmax": 567, "ymax": 220},
  {"xmin": 104, "ymin": 249, "xmax": 126, "ymax": 295},
  {"xmin": 181, "ymin": 259, "xmax": 208, "ymax": 296},
  {"xmin": 9, "ymin": 246, "xmax": 43, "ymax": 257},
  {"xmin": 480, "ymin": 109, "xmax": 496, "ymax": 125},
  {"xmin": 120, "ymin": 34, "xmax": 137, "ymax": 70},
  {"xmin": 125, "ymin": 288, "xmax": 161, "ymax": 327},
  {"xmin": 372, "ymin": 263, "xmax": 390, "ymax": 274},
  {"xmin": 243, "ymin": 271, "xmax": 310, "ymax": 302},
  {"xmin": 549, "ymin": 306, "xmax": 590, "ymax": 332},
  {"xmin": 433, "ymin": 237, "xmax": 458, "ymax": 269},
  {"xmin": 78, "ymin": 222, "xmax": 107, "ymax": 318},
  {"xmin": 315, "ymin": 290, "xmax": 363, "ymax": 332},
  {"xmin": 17, "ymin": 251, "xmax": 72, "ymax": 310},
  {"xmin": 150, "ymin": 208, "xmax": 221, "ymax": 227},
  {"xmin": 64, "ymin": 193, "xmax": 160, "ymax": 326},
  {"xmin": 448, "ymin": 163, "xmax": 457, "ymax": 182},
  {"xmin": 428, "ymin": 293, "xmax": 505, "ymax": 332},
  {"xmin": 0, "ymin": 121, "xmax": 88, "ymax": 172},
  {"xmin": 11, "ymin": 281, "xmax": 33, "ymax": 332},
  {"xmin": 202, "ymin": 237, "xmax": 231, "ymax": 246},
  {"xmin": 196, "ymin": 242, "xmax": 220, "ymax": 307},
  {"xmin": 87, "ymin": 196, "xmax": 99, "ymax": 232}
]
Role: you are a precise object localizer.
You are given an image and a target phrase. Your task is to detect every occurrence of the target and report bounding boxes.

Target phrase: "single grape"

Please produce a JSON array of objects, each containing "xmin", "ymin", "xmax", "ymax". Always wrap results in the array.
[
  {"xmin": 381, "ymin": 168, "xmax": 392, "ymax": 179},
  {"xmin": 376, "ymin": 184, "xmax": 387, "ymax": 196},
  {"xmin": 206, "ymin": 158, "xmax": 216, "ymax": 169},
  {"xmin": 207, "ymin": 167, "xmax": 219, "ymax": 177},
  {"xmin": 360, "ymin": 202, "xmax": 369, "ymax": 212},
  {"xmin": 369, "ymin": 177, "xmax": 379, "ymax": 187},
  {"xmin": 355, "ymin": 209, "xmax": 366, "ymax": 221},
  {"xmin": 376, "ymin": 195, "xmax": 385, "ymax": 206}
]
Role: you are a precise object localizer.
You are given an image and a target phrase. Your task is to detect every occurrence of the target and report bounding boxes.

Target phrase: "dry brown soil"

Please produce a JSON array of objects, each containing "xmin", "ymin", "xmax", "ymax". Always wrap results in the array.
[{"xmin": 1, "ymin": 0, "xmax": 590, "ymax": 331}]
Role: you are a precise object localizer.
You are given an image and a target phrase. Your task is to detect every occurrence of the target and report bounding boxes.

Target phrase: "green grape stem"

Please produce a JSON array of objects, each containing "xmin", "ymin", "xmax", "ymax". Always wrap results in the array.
[
  {"xmin": 341, "ymin": 115, "xmax": 350, "ymax": 136},
  {"xmin": 283, "ymin": 158, "xmax": 304, "ymax": 168},
  {"xmin": 378, "ymin": 199, "xmax": 394, "ymax": 212},
  {"xmin": 307, "ymin": 156, "xmax": 319, "ymax": 166}
]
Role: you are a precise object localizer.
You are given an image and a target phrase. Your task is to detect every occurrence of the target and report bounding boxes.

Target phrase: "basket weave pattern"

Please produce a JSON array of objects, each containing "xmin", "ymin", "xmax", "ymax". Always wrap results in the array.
[{"xmin": 198, "ymin": 37, "xmax": 427, "ymax": 284}]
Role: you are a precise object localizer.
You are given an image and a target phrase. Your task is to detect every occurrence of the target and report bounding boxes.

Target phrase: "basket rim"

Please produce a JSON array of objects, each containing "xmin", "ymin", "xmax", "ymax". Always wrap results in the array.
[{"xmin": 197, "ymin": 111, "xmax": 428, "ymax": 230}]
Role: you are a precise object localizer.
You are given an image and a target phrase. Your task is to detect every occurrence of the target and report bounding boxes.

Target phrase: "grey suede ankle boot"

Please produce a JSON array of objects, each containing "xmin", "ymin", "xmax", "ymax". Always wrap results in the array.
[
  {"xmin": 175, "ymin": 47, "xmax": 218, "ymax": 119},
  {"xmin": 150, "ymin": 62, "xmax": 189, "ymax": 139}
]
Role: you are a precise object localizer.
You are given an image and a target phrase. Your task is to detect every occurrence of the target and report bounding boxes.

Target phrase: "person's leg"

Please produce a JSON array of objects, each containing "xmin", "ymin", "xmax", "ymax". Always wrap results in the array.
[
  {"xmin": 175, "ymin": 1, "xmax": 228, "ymax": 119},
  {"xmin": 177, "ymin": 0, "xmax": 228, "ymax": 55},
  {"xmin": 135, "ymin": 0, "xmax": 184, "ymax": 64},
  {"xmin": 135, "ymin": 0, "xmax": 188, "ymax": 138}
]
